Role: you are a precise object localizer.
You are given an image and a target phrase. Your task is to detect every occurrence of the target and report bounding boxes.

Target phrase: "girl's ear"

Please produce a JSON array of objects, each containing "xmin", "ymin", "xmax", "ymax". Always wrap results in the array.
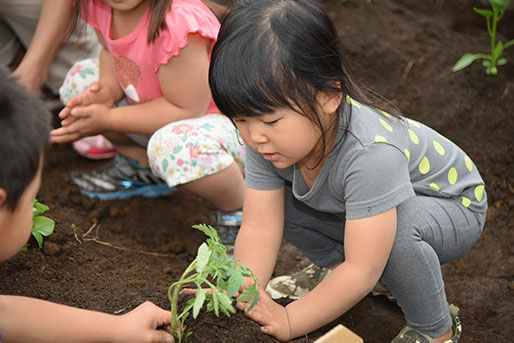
[
  {"xmin": 319, "ymin": 91, "xmax": 342, "ymax": 115},
  {"xmin": 0, "ymin": 188, "xmax": 6, "ymax": 207}
]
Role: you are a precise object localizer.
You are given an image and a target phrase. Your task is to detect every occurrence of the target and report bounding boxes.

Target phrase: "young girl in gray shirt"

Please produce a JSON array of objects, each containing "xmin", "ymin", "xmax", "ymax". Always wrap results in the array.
[{"xmin": 208, "ymin": 0, "xmax": 487, "ymax": 342}]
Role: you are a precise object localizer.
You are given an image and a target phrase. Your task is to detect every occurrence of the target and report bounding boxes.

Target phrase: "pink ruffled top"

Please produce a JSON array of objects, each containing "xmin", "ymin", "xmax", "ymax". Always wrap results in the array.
[{"xmin": 84, "ymin": 0, "xmax": 220, "ymax": 114}]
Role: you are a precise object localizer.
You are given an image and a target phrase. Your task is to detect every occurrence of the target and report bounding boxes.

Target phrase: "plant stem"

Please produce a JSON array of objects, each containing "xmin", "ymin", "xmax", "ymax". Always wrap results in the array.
[
  {"xmin": 491, "ymin": 9, "xmax": 498, "ymax": 56},
  {"xmin": 169, "ymin": 262, "xmax": 198, "ymax": 336}
]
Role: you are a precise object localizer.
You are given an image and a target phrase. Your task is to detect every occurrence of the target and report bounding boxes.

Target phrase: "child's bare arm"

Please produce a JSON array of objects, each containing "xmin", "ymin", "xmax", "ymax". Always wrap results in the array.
[
  {"xmin": 12, "ymin": 0, "xmax": 73, "ymax": 92},
  {"xmin": 234, "ymin": 186, "xmax": 286, "ymax": 289},
  {"xmin": 52, "ymin": 33, "xmax": 212, "ymax": 142},
  {"xmin": 0, "ymin": 295, "xmax": 173, "ymax": 343},
  {"xmin": 284, "ymin": 207, "xmax": 397, "ymax": 338},
  {"xmin": 105, "ymin": 33, "xmax": 213, "ymax": 134},
  {"xmin": 240, "ymin": 207, "xmax": 397, "ymax": 341}
]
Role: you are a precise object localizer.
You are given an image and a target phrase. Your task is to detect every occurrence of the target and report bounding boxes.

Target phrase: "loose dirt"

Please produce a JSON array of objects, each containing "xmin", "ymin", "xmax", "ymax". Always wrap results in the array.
[{"xmin": 1, "ymin": 0, "xmax": 512, "ymax": 342}]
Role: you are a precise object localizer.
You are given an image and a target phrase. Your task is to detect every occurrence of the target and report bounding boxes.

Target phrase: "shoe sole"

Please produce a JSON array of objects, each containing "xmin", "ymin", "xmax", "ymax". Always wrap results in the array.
[{"xmin": 80, "ymin": 184, "xmax": 177, "ymax": 200}]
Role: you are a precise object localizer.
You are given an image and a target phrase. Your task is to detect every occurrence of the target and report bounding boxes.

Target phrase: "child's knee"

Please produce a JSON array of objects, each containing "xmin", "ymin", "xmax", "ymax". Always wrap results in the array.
[
  {"xmin": 59, "ymin": 58, "xmax": 99, "ymax": 104},
  {"xmin": 147, "ymin": 121, "xmax": 236, "ymax": 186}
]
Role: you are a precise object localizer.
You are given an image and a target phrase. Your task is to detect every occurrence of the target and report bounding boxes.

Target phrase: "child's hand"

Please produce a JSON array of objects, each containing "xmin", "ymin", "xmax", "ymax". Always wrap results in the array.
[
  {"xmin": 58, "ymin": 81, "xmax": 117, "ymax": 123},
  {"xmin": 51, "ymin": 104, "xmax": 111, "ymax": 143},
  {"xmin": 69, "ymin": 81, "xmax": 117, "ymax": 109},
  {"xmin": 114, "ymin": 301, "xmax": 174, "ymax": 343},
  {"xmin": 237, "ymin": 290, "xmax": 291, "ymax": 342}
]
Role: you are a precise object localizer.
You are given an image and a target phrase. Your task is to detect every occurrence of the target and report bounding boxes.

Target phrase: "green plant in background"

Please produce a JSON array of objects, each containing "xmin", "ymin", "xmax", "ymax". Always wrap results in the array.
[
  {"xmin": 21, "ymin": 198, "xmax": 55, "ymax": 251},
  {"xmin": 168, "ymin": 224, "xmax": 260, "ymax": 342},
  {"xmin": 452, "ymin": 0, "xmax": 513, "ymax": 75}
]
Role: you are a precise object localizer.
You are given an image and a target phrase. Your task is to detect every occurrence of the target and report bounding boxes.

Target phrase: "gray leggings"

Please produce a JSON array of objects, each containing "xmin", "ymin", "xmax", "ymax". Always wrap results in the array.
[{"xmin": 283, "ymin": 185, "xmax": 486, "ymax": 337}]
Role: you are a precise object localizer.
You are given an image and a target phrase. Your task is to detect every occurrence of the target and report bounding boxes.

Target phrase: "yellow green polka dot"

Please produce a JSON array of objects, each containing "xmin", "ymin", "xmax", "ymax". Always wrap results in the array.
[
  {"xmin": 346, "ymin": 95, "xmax": 361, "ymax": 108},
  {"xmin": 462, "ymin": 197, "xmax": 471, "ymax": 207},
  {"xmin": 464, "ymin": 156, "xmax": 473, "ymax": 172},
  {"xmin": 433, "ymin": 140, "xmax": 445, "ymax": 156},
  {"xmin": 377, "ymin": 109, "xmax": 391, "ymax": 118},
  {"xmin": 379, "ymin": 118, "xmax": 393, "ymax": 132},
  {"xmin": 429, "ymin": 183, "xmax": 440, "ymax": 191},
  {"xmin": 407, "ymin": 118, "xmax": 421, "ymax": 128},
  {"xmin": 375, "ymin": 135, "xmax": 388, "ymax": 143},
  {"xmin": 419, "ymin": 156, "xmax": 430, "ymax": 174},
  {"xmin": 408, "ymin": 129, "xmax": 419, "ymax": 144},
  {"xmin": 404, "ymin": 148, "xmax": 410, "ymax": 162},
  {"xmin": 475, "ymin": 184, "xmax": 485, "ymax": 202},
  {"xmin": 448, "ymin": 167, "xmax": 458, "ymax": 185}
]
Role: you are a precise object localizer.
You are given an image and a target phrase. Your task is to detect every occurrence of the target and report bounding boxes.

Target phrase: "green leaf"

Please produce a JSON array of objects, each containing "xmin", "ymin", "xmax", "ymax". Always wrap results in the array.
[
  {"xmin": 489, "ymin": 0, "xmax": 508, "ymax": 12},
  {"xmin": 226, "ymin": 268, "xmax": 244, "ymax": 297},
  {"xmin": 192, "ymin": 224, "xmax": 219, "ymax": 242},
  {"xmin": 33, "ymin": 199, "xmax": 49, "ymax": 217},
  {"xmin": 217, "ymin": 292, "xmax": 236, "ymax": 316},
  {"xmin": 195, "ymin": 243, "xmax": 210, "ymax": 272},
  {"xmin": 33, "ymin": 216, "xmax": 55, "ymax": 236},
  {"xmin": 497, "ymin": 58, "xmax": 507, "ymax": 66},
  {"xmin": 33, "ymin": 231, "xmax": 43, "ymax": 249},
  {"xmin": 211, "ymin": 289, "xmax": 219, "ymax": 316},
  {"xmin": 237, "ymin": 283, "xmax": 257, "ymax": 303},
  {"xmin": 482, "ymin": 60, "xmax": 492, "ymax": 67},
  {"xmin": 248, "ymin": 288, "xmax": 260, "ymax": 312},
  {"xmin": 473, "ymin": 7, "xmax": 493, "ymax": 19},
  {"xmin": 193, "ymin": 288, "xmax": 206, "ymax": 319},
  {"xmin": 178, "ymin": 299, "xmax": 195, "ymax": 320},
  {"xmin": 452, "ymin": 53, "xmax": 486, "ymax": 71},
  {"xmin": 504, "ymin": 39, "xmax": 514, "ymax": 49}
]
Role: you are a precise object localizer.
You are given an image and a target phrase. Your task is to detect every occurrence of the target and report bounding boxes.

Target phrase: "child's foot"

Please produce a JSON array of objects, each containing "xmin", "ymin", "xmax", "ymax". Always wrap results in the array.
[
  {"xmin": 391, "ymin": 304, "xmax": 462, "ymax": 343},
  {"xmin": 73, "ymin": 135, "xmax": 117, "ymax": 160},
  {"xmin": 266, "ymin": 263, "xmax": 330, "ymax": 300},
  {"xmin": 209, "ymin": 210, "xmax": 242, "ymax": 259},
  {"xmin": 70, "ymin": 154, "xmax": 176, "ymax": 200}
]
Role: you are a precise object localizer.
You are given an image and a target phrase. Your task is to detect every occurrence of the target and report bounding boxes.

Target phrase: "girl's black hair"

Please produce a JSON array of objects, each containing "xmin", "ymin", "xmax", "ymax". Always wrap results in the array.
[{"xmin": 209, "ymin": 0, "xmax": 401, "ymax": 163}]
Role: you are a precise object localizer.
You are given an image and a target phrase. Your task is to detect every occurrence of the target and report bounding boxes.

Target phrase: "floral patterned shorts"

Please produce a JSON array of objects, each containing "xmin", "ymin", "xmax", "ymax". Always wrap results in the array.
[
  {"xmin": 148, "ymin": 114, "xmax": 245, "ymax": 187},
  {"xmin": 60, "ymin": 58, "xmax": 245, "ymax": 185},
  {"xmin": 59, "ymin": 58, "xmax": 100, "ymax": 104}
]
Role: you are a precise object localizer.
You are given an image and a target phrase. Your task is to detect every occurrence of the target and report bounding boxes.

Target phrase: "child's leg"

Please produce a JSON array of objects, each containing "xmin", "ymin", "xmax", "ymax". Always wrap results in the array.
[
  {"xmin": 381, "ymin": 195, "xmax": 485, "ymax": 338},
  {"xmin": 147, "ymin": 114, "xmax": 245, "ymax": 211}
]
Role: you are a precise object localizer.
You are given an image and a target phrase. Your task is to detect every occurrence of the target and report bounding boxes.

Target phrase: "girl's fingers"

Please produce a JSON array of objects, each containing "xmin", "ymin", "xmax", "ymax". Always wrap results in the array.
[
  {"xmin": 179, "ymin": 289, "xmax": 198, "ymax": 296},
  {"xmin": 61, "ymin": 116, "xmax": 77, "ymax": 127},
  {"xmin": 236, "ymin": 301, "xmax": 248, "ymax": 311},
  {"xmin": 260, "ymin": 326, "xmax": 275, "ymax": 336},
  {"xmin": 70, "ymin": 106, "xmax": 93, "ymax": 118},
  {"xmin": 59, "ymin": 106, "xmax": 71, "ymax": 119},
  {"xmin": 88, "ymin": 82, "xmax": 101, "ymax": 92},
  {"xmin": 51, "ymin": 132, "xmax": 80, "ymax": 143}
]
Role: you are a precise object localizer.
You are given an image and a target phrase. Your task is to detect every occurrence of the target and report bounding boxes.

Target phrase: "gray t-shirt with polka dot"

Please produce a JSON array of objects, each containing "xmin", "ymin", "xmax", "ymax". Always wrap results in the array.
[{"xmin": 244, "ymin": 97, "xmax": 487, "ymax": 219}]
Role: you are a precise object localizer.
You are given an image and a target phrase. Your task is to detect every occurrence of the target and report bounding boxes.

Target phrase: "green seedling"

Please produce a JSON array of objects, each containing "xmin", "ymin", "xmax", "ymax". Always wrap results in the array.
[
  {"xmin": 22, "ymin": 198, "xmax": 55, "ymax": 251},
  {"xmin": 452, "ymin": 0, "xmax": 513, "ymax": 75},
  {"xmin": 168, "ymin": 224, "xmax": 260, "ymax": 342}
]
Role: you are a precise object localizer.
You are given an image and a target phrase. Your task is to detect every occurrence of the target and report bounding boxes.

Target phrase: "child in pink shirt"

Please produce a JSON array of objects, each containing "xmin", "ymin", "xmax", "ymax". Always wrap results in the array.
[{"xmin": 51, "ymin": 0, "xmax": 244, "ymax": 215}]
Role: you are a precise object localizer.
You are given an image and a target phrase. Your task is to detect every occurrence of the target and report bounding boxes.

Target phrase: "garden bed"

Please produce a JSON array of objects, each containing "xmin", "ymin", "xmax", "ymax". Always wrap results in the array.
[{"xmin": 1, "ymin": 0, "xmax": 512, "ymax": 341}]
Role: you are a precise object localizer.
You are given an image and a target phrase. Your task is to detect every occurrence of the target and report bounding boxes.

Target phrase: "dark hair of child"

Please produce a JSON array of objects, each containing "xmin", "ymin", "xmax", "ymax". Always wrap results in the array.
[
  {"xmin": 0, "ymin": 69, "xmax": 51, "ymax": 210},
  {"xmin": 209, "ymin": 0, "xmax": 401, "ymax": 164},
  {"xmin": 71, "ymin": 0, "xmax": 227, "ymax": 44}
]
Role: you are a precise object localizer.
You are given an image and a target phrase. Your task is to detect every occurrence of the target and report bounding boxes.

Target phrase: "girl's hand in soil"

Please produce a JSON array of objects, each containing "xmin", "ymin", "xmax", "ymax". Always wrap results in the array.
[
  {"xmin": 237, "ymin": 290, "xmax": 291, "ymax": 342},
  {"xmin": 51, "ymin": 104, "xmax": 112, "ymax": 143},
  {"xmin": 115, "ymin": 301, "xmax": 174, "ymax": 343}
]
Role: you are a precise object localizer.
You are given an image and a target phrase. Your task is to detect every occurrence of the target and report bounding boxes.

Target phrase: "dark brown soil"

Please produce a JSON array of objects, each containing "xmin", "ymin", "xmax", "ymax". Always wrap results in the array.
[{"xmin": 1, "ymin": 0, "xmax": 512, "ymax": 342}]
